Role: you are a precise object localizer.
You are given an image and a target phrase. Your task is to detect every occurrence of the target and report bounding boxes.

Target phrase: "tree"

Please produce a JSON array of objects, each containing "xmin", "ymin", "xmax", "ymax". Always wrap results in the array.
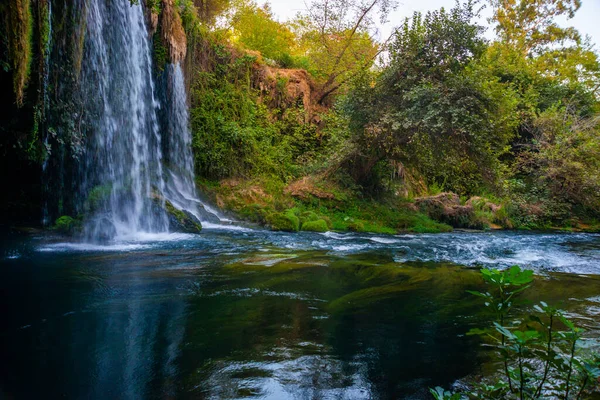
[
  {"xmin": 345, "ymin": 1, "xmax": 518, "ymax": 193},
  {"xmin": 489, "ymin": 0, "xmax": 581, "ymax": 56},
  {"xmin": 293, "ymin": 0, "xmax": 395, "ymax": 104},
  {"xmin": 193, "ymin": 0, "xmax": 231, "ymax": 24},
  {"xmin": 230, "ymin": 1, "xmax": 297, "ymax": 65},
  {"xmin": 488, "ymin": 0, "xmax": 599, "ymax": 97}
]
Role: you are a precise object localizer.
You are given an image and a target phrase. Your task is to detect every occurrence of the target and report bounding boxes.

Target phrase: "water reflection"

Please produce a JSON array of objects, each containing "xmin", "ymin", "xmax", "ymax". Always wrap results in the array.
[{"xmin": 1, "ymin": 230, "xmax": 600, "ymax": 399}]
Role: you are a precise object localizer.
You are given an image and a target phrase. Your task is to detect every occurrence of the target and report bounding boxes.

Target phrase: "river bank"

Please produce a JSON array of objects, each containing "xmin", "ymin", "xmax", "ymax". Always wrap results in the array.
[{"xmin": 196, "ymin": 176, "xmax": 600, "ymax": 235}]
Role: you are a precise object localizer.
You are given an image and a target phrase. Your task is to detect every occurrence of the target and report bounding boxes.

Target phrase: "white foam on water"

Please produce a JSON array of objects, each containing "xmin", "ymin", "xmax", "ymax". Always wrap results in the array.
[
  {"xmin": 113, "ymin": 231, "xmax": 197, "ymax": 242},
  {"xmin": 329, "ymin": 244, "xmax": 371, "ymax": 252},
  {"xmin": 38, "ymin": 243, "xmax": 152, "ymax": 252},
  {"xmin": 369, "ymin": 237, "xmax": 399, "ymax": 244},
  {"xmin": 320, "ymin": 232, "xmax": 354, "ymax": 240},
  {"xmin": 201, "ymin": 222, "xmax": 253, "ymax": 232},
  {"xmin": 5, "ymin": 251, "xmax": 21, "ymax": 259}
]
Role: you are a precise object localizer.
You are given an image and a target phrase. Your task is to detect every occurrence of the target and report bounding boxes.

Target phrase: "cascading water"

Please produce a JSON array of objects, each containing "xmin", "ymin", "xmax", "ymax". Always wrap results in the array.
[
  {"xmin": 162, "ymin": 63, "xmax": 223, "ymax": 225},
  {"xmin": 71, "ymin": 0, "xmax": 222, "ymax": 242},
  {"xmin": 81, "ymin": 0, "xmax": 168, "ymax": 240}
]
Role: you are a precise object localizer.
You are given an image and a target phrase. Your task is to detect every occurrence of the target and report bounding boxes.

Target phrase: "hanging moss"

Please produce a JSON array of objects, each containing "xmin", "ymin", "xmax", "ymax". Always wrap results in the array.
[
  {"xmin": 153, "ymin": 27, "xmax": 168, "ymax": 73},
  {"xmin": 2, "ymin": 0, "xmax": 34, "ymax": 107},
  {"xmin": 26, "ymin": 0, "xmax": 51, "ymax": 162}
]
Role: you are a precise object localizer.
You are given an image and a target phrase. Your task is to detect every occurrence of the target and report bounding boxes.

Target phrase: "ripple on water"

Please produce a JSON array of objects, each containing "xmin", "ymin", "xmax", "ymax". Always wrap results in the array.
[{"xmin": 30, "ymin": 230, "xmax": 600, "ymax": 275}]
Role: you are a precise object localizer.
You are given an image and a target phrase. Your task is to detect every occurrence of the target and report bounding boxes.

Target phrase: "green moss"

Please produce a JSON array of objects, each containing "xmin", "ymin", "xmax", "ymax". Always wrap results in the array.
[
  {"xmin": 165, "ymin": 200, "xmax": 202, "ymax": 233},
  {"xmin": 53, "ymin": 215, "xmax": 76, "ymax": 234},
  {"xmin": 300, "ymin": 219, "xmax": 328, "ymax": 232},
  {"xmin": 4, "ymin": 0, "xmax": 33, "ymax": 106},
  {"xmin": 84, "ymin": 184, "xmax": 112, "ymax": 213},
  {"xmin": 147, "ymin": 0, "xmax": 162, "ymax": 14},
  {"xmin": 238, "ymin": 203, "xmax": 269, "ymax": 223},
  {"xmin": 347, "ymin": 220, "xmax": 365, "ymax": 232},
  {"xmin": 298, "ymin": 211, "xmax": 318, "ymax": 225},
  {"xmin": 266, "ymin": 210, "xmax": 299, "ymax": 232}
]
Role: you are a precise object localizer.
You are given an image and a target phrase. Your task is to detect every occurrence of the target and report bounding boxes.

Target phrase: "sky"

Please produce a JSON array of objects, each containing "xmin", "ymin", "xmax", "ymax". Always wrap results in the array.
[{"xmin": 260, "ymin": 0, "xmax": 600, "ymax": 50}]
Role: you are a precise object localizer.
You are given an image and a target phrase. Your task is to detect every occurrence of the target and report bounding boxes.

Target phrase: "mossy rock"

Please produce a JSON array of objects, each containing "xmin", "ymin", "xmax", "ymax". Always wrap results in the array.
[
  {"xmin": 239, "ymin": 203, "xmax": 269, "ymax": 224},
  {"xmin": 54, "ymin": 216, "xmax": 77, "ymax": 234},
  {"xmin": 301, "ymin": 219, "xmax": 328, "ymax": 232},
  {"xmin": 348, "ymin": 220, "xmax": 365, "ymax": 232},
  {"xmin": 266, "ymin": 210, "xmax": 300, "ymax": 232},
  {"xmin": 298, "ymin": 211, "xmax": 319, "ymax": 225},
  {"xmin": 164, "ymin": 201, "xmax": 202, "ymax": 233},
  {"xmin": 320, "ymin": 215, "xmax": 333, "ymax": 229}
]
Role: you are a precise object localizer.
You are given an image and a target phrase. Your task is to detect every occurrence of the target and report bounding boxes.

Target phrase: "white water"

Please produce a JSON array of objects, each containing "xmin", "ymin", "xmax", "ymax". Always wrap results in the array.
[
  {"xmin": 29, "ymin": 230, "xmax": 600, "ymax": 276},
  {"xmin": 82, "ymin": 0, "xmax": 167, "ymax": 240},
  {"xmin": 77, "ymin": 0, "xmax": 223, "ymax": 242},
  {"xmin": 162, "ymin": 64, "xmax": 223, "ymax": 224}
]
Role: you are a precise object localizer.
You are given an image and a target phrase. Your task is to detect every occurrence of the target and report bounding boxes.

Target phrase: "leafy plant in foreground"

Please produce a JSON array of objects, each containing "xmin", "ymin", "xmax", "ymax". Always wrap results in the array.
[{"xmin": 431, "ymin": 266, "xmax": 600, "ymax": 399}]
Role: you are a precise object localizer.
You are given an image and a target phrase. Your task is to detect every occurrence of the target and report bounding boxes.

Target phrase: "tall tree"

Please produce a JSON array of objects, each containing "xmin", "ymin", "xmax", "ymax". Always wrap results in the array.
[
  {"xmin": 345, "ymin": 1, "xmax": 518, "ymax": 193},
  {"xmin": 230, "ymin": 1, "xmax": 297, "ymax": 64},
  {"xmin": 294, "ymin": 0, "xmax": 395, "ymax": 104},
  {"xmin": 489, "ymin": 0, "xmax": 581, "ymax": 56}
]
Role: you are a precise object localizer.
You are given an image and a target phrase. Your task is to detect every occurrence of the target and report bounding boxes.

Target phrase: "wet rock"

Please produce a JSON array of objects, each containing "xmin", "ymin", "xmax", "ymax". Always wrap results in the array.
[
  {"xmin": 164, "ymin": 200, "xmax": 202, "ymax": 233},
  {"xmin": 85, "ymin": 215, "xmax": 117, "ymax": 242},
  {"xmin": 197, "ymin": 203, "xmax": 221, "ymax": 224},
  {"xmin": 160, "ymin": 0, "xmax": 186, "ymax": 63},
  {"xmin": 414, "ymin": 192, "xmax": 482, "ymax": 229}
]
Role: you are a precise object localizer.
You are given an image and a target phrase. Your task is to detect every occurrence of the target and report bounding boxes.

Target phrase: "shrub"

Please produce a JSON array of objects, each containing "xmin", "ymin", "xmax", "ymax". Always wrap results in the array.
[{"xmin": 432, "ymin": 266, "xmax": 600, "ymax": 398}]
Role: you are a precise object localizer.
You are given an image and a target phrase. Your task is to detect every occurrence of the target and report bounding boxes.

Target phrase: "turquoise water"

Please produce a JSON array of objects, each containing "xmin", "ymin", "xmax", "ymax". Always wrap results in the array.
[{"xmin": 1, "ymin": 228, "xmax": 600, "ymax": 399}]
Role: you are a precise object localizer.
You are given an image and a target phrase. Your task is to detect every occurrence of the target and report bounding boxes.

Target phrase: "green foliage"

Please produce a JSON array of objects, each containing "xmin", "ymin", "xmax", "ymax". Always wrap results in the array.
[
  {"xmin": 146, "ymin": 0, "xmax": 162, "ymax": 14},
  {"xmin": 345, "ymin": 1, "xmax": 518, "ymax": 194},
  {"xmin": 193, "ymin": 0, "xmax": 230, "ymax": 24},
  {"xmin": 53, "ymin": 215, "xmax": 76, "ymax": 234},
  {"xmin": 435, "ymin": 266, "xmax": 600, "ymax": 399},
  {"xmin": 188, "ymin": 26, "xmax": 328, "ymax": 181},
  {"xmin": 230, "ymin": 1, "xmax": 297, "ymax": 66},
  {"xmin": 430, "ymin": 387, "xmax": 465, "ymax": 400},
  {"xmin": 298, "ymin": 211, "xmax": 318, "ymax": 225},
  {"xmin": 300, "ymin": 219, "xmax": 328, "ymax": 232},
  {"xmin": 266, "ymin": 210, "xmax": 299, "ymax": 232},
  {"xmin": 490, "ymin": 0, "xmax": 582, "ymax": 56},
  {"xmin": 177, "ymin": 0, "xmax": 200, "ymax": 33},
  {"xmin": 152, "ymin": 27, "xmax": 169, "ymax": 73}
]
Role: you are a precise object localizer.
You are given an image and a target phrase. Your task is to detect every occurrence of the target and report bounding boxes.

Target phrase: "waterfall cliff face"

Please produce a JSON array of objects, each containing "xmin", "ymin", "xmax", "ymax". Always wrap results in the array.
[{"xmin": 40, "ymin": 0, "xmax": 221, "ymax": 241}]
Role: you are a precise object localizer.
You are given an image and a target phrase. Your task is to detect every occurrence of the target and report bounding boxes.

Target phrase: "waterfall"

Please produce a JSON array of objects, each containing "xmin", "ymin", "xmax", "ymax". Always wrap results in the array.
[
  {"xmin": 162, "ymin": 63, "xmax": 223, "ymax": 225},
  {"xmin": 41, "ymin": 0, "xmax": 225, "ymax": 241},
  {"xmin": 80, "ymin": 0, "xmax": 168, "ymax": 240}
]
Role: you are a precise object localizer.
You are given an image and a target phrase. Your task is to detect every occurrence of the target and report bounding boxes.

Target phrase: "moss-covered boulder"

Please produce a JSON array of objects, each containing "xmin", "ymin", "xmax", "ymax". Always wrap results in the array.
[
  {"xmin": 298, "ymin": 211, "xmax": 319, "ymax": 225},
  {"xmin": 301, "ymin": 219, "xmax": 328, "ymax": 232},
  {"xmin": 266, "ymin": 210, "xmax": 300, "ymax": 232},
  {"xmin": 53, "ymin": 216, "xmax": 77, "ymax": 234},
  {"xmin": 164, "ymin": 201, "xmax": 202, "ymax": 233}
]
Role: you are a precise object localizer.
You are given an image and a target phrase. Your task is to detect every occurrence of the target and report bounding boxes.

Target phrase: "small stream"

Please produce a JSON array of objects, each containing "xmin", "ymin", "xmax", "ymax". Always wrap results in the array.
[{"xmin": 1, "ymin": 229, "xmax": 600, "ymax": 399}]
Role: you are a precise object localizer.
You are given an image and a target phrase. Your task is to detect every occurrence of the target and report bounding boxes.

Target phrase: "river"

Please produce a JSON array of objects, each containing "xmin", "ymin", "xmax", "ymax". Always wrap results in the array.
[{"xmin": 1, "ymin": 228, "xmax": 600, "ymax": 399}]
